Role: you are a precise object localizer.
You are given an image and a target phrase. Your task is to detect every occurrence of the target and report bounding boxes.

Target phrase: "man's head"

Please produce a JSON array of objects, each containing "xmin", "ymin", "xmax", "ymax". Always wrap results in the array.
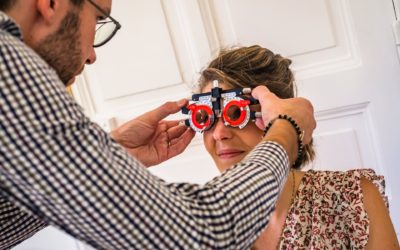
[{"xmin": 3, "ymin": 0, "xmax": 115, "ymax": 86}]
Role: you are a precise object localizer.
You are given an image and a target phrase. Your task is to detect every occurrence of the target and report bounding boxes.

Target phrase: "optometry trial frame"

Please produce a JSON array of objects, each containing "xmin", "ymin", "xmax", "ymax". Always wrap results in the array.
[{"xmin": 182, "ymin": 80, "xmax": 261, "ymax": 133}]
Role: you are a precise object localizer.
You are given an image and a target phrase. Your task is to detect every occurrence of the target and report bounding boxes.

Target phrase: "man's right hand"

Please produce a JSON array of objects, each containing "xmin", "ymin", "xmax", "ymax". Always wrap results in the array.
[{"xmin": 252, "ymin": 86, "xmax": 316, "ymax": 164}]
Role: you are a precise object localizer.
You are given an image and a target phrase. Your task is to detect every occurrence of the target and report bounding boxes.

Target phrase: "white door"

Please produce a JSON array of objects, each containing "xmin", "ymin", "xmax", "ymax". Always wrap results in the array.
[{"xmin": 21, "ymin": 1, "xmax": 398, "ymax": 248}]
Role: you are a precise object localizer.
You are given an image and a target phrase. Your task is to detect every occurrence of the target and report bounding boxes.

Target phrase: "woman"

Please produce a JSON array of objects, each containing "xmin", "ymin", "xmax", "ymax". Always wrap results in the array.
[{"xmin": 193, "ymin": 45, "xmax": 399, "ymax": 249}]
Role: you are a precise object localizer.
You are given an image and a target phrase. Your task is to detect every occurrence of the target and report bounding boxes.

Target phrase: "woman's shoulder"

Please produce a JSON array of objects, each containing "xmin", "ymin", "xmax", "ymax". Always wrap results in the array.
[
  {"xmin": 301, "ymin": 168, "xmax": 387, "ymax": 207},
  {"xmin": 282, "ymin": 169, "xmax": 395, "ymax": 249},
  {"xmin": 360, "ymin": 176, "xmax": 399, "ymax": 249},
  {"xmin": 282, "ymin": 169, "xmax": 376, "ymax": 248}
]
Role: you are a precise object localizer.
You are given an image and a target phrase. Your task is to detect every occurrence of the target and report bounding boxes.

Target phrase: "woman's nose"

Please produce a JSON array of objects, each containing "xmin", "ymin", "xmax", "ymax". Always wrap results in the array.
[{"xmin": 212, "ymin": 118, "xmax": 232, "ymax": 141}]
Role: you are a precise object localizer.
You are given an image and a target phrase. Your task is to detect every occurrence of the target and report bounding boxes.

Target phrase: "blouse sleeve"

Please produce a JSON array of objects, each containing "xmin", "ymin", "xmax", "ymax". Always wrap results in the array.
[{"xmin": 357, "ymin": 169, "xmax": 388, "ymax": 207}]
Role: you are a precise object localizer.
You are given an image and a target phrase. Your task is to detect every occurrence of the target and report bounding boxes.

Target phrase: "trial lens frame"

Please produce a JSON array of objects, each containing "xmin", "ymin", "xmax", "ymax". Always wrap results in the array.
[{"xmin": 181, "ymin": 80, "xmax": 261, "ymax": 133}]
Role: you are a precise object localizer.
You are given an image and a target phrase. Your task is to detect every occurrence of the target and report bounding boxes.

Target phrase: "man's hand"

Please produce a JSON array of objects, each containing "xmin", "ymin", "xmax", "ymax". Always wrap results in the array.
[
  {"xmin": 252, "ymin": 86, "xmax": 316, "ymax": 145},
  {"xmin": 252, "ymin": 86, "xmax": 316, "ymax": 165},
  {"xmin": 110, "ymin": 100, "xmax": 195, "ymax": 167}
]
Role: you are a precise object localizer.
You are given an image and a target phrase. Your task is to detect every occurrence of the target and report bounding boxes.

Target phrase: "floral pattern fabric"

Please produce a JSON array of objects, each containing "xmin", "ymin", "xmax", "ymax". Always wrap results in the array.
[{"xmin": 279, "ymin": 169, "xmax": 386, "ymax": 249}]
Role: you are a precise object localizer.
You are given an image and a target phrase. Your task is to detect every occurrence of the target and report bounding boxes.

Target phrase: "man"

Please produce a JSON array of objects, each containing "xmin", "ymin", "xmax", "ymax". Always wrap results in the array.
[{"xmin": 0, "ymin": 0, "xmax": 316, "ymax": 249}]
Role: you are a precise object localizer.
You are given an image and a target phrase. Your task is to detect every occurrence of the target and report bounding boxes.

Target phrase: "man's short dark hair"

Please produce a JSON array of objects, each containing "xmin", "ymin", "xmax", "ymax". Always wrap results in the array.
[
  {"xmin": 0, "ymin": 0, "xmax": 85, "ymax": 11},
  {"xmin": 0, "ymin": 0, "xmax": 14, "ymax": 11}
]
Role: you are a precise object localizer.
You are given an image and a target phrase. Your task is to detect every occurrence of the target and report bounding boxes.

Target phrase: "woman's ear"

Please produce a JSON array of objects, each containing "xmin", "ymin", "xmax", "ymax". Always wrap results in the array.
[{"xmin": 36, "ymin": 0, "xmax": 59, "ymax": 24}]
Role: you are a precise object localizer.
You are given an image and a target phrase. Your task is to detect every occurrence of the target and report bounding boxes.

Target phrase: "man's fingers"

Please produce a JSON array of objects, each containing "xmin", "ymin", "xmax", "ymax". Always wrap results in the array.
[
  {"xmin": 251, "ymin": 86, "xmax": 272, "ymax": 103},
  {"xmin": 167, "ymin": 123, "xmax": 188, "ymax": 140},
  {"xmin": 254, "ymin": 118, "xmax": 265, "ymax": 131},
  {"xmin": 168, "ymin": 128, "xmax": 195, "ymax": 156},
  {"xmin": 138, "ymin": 99, "xmax": 188, "ymax": 125},
  {"xmin": 163, "ymin": 120, "xmax": 183, "ymax": 130}
]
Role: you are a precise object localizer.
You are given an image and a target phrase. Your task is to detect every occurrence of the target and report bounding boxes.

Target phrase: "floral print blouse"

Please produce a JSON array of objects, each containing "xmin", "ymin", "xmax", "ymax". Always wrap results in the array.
[{"xmin": 278, "ymin": 169, "xmax": 387, "ymax": 249}]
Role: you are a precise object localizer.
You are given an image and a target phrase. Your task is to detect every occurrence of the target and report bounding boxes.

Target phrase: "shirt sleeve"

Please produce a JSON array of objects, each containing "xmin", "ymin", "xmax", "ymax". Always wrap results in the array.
[
  {"xmin": 0, "ymin": 33, "xmax": 289, "ymax": 250},
  {"xmin": 0, "ymin": 193, "xmax": 47, "ymax": 249}
]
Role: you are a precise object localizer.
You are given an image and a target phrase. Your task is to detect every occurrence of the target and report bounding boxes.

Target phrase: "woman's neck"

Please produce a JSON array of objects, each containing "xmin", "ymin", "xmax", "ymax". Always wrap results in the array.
[{"xmin": 252, "ymin": 170, "xmax": 305, "ymax": 250}]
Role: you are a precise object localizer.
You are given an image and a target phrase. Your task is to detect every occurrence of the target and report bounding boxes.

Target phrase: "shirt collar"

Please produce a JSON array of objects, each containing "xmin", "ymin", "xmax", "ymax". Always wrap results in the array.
[{"xmin": 0, "ymin": 11, "xmax": 23, "ymax": 40}]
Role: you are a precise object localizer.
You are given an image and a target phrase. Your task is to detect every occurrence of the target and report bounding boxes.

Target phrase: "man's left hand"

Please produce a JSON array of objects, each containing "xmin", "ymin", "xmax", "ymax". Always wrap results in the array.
[{"xmin": 110, "ymin": 100, "xmax": 195, "ymax": 167}]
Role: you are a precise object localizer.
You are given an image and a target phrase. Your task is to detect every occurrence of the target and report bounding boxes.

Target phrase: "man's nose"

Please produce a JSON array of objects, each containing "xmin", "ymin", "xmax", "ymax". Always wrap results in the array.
[{"xmin": 86, "ymin": 47, "xmax": 97, "ymax": 65}]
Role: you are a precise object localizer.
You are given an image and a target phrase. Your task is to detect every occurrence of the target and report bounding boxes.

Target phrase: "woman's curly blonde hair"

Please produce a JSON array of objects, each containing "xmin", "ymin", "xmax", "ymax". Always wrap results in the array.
[{"xmin": 198, "ymin": 45, "xmax": 314, "ymax": 168}]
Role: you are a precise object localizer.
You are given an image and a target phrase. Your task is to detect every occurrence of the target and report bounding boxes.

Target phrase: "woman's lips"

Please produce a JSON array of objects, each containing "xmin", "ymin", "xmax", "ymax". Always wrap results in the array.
[{"xmin": 217, "ymin": 150, "xmax": 245, "ymax": 159}]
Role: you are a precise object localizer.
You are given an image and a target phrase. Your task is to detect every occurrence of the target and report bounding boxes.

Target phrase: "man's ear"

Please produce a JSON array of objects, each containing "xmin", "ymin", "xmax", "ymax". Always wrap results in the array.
[{"xmin": 36, "ymin": 0, "xmax": 59, "ymax": 24}]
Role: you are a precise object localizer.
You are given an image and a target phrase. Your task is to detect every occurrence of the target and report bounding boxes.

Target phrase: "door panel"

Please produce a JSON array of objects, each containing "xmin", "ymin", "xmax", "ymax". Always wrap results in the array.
[{"xmin": 310, "ymin": 103, "xmax": 379, "ymax": 171}]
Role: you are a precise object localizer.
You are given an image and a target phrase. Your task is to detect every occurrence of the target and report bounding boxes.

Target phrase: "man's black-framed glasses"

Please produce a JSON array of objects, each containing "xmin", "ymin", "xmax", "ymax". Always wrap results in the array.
[{"xmin": 87, "ymin": 0, "xmax": 122, "ymax": 48}]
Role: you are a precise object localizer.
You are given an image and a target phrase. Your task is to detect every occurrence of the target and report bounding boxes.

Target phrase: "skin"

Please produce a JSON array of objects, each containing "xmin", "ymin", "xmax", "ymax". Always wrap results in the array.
[
  {"xmin": 361, "ymin": 178, "xmax": 400, "ymax": 249},
  {"xmin": 202, "ymin": 82, "xmax": 399, "ymax": 249}
]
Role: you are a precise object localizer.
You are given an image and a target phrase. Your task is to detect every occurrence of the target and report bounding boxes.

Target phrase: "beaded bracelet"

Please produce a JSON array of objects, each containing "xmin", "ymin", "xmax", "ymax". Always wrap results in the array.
[{"xmin": 263, "ymin": 114, "xmax": 304, "ymax": 168}]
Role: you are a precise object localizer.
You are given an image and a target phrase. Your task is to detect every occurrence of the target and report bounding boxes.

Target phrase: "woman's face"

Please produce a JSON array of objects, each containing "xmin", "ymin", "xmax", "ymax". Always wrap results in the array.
[{"xmin": 202, "ymin": 82, "xmax": 264, "ymax": 172}]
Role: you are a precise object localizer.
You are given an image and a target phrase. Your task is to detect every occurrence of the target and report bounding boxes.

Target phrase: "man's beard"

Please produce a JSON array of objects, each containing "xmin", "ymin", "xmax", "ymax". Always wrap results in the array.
[{"xmin": 35, "ymin": 11, "xmax": 83, "ymax": 86}]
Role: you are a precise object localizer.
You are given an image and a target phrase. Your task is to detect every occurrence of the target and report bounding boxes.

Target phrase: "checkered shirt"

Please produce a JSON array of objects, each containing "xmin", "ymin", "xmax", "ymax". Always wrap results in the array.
[{"xmin": 0, "ymin": 12, "xmax": 289, "ymax": 250}]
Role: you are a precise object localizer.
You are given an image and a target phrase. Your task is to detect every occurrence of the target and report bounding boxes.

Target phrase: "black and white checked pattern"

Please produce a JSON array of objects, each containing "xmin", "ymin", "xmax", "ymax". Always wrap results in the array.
[{"xmin": 0, "ymin": 12, "xmax": 289, "ymax": 250}]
